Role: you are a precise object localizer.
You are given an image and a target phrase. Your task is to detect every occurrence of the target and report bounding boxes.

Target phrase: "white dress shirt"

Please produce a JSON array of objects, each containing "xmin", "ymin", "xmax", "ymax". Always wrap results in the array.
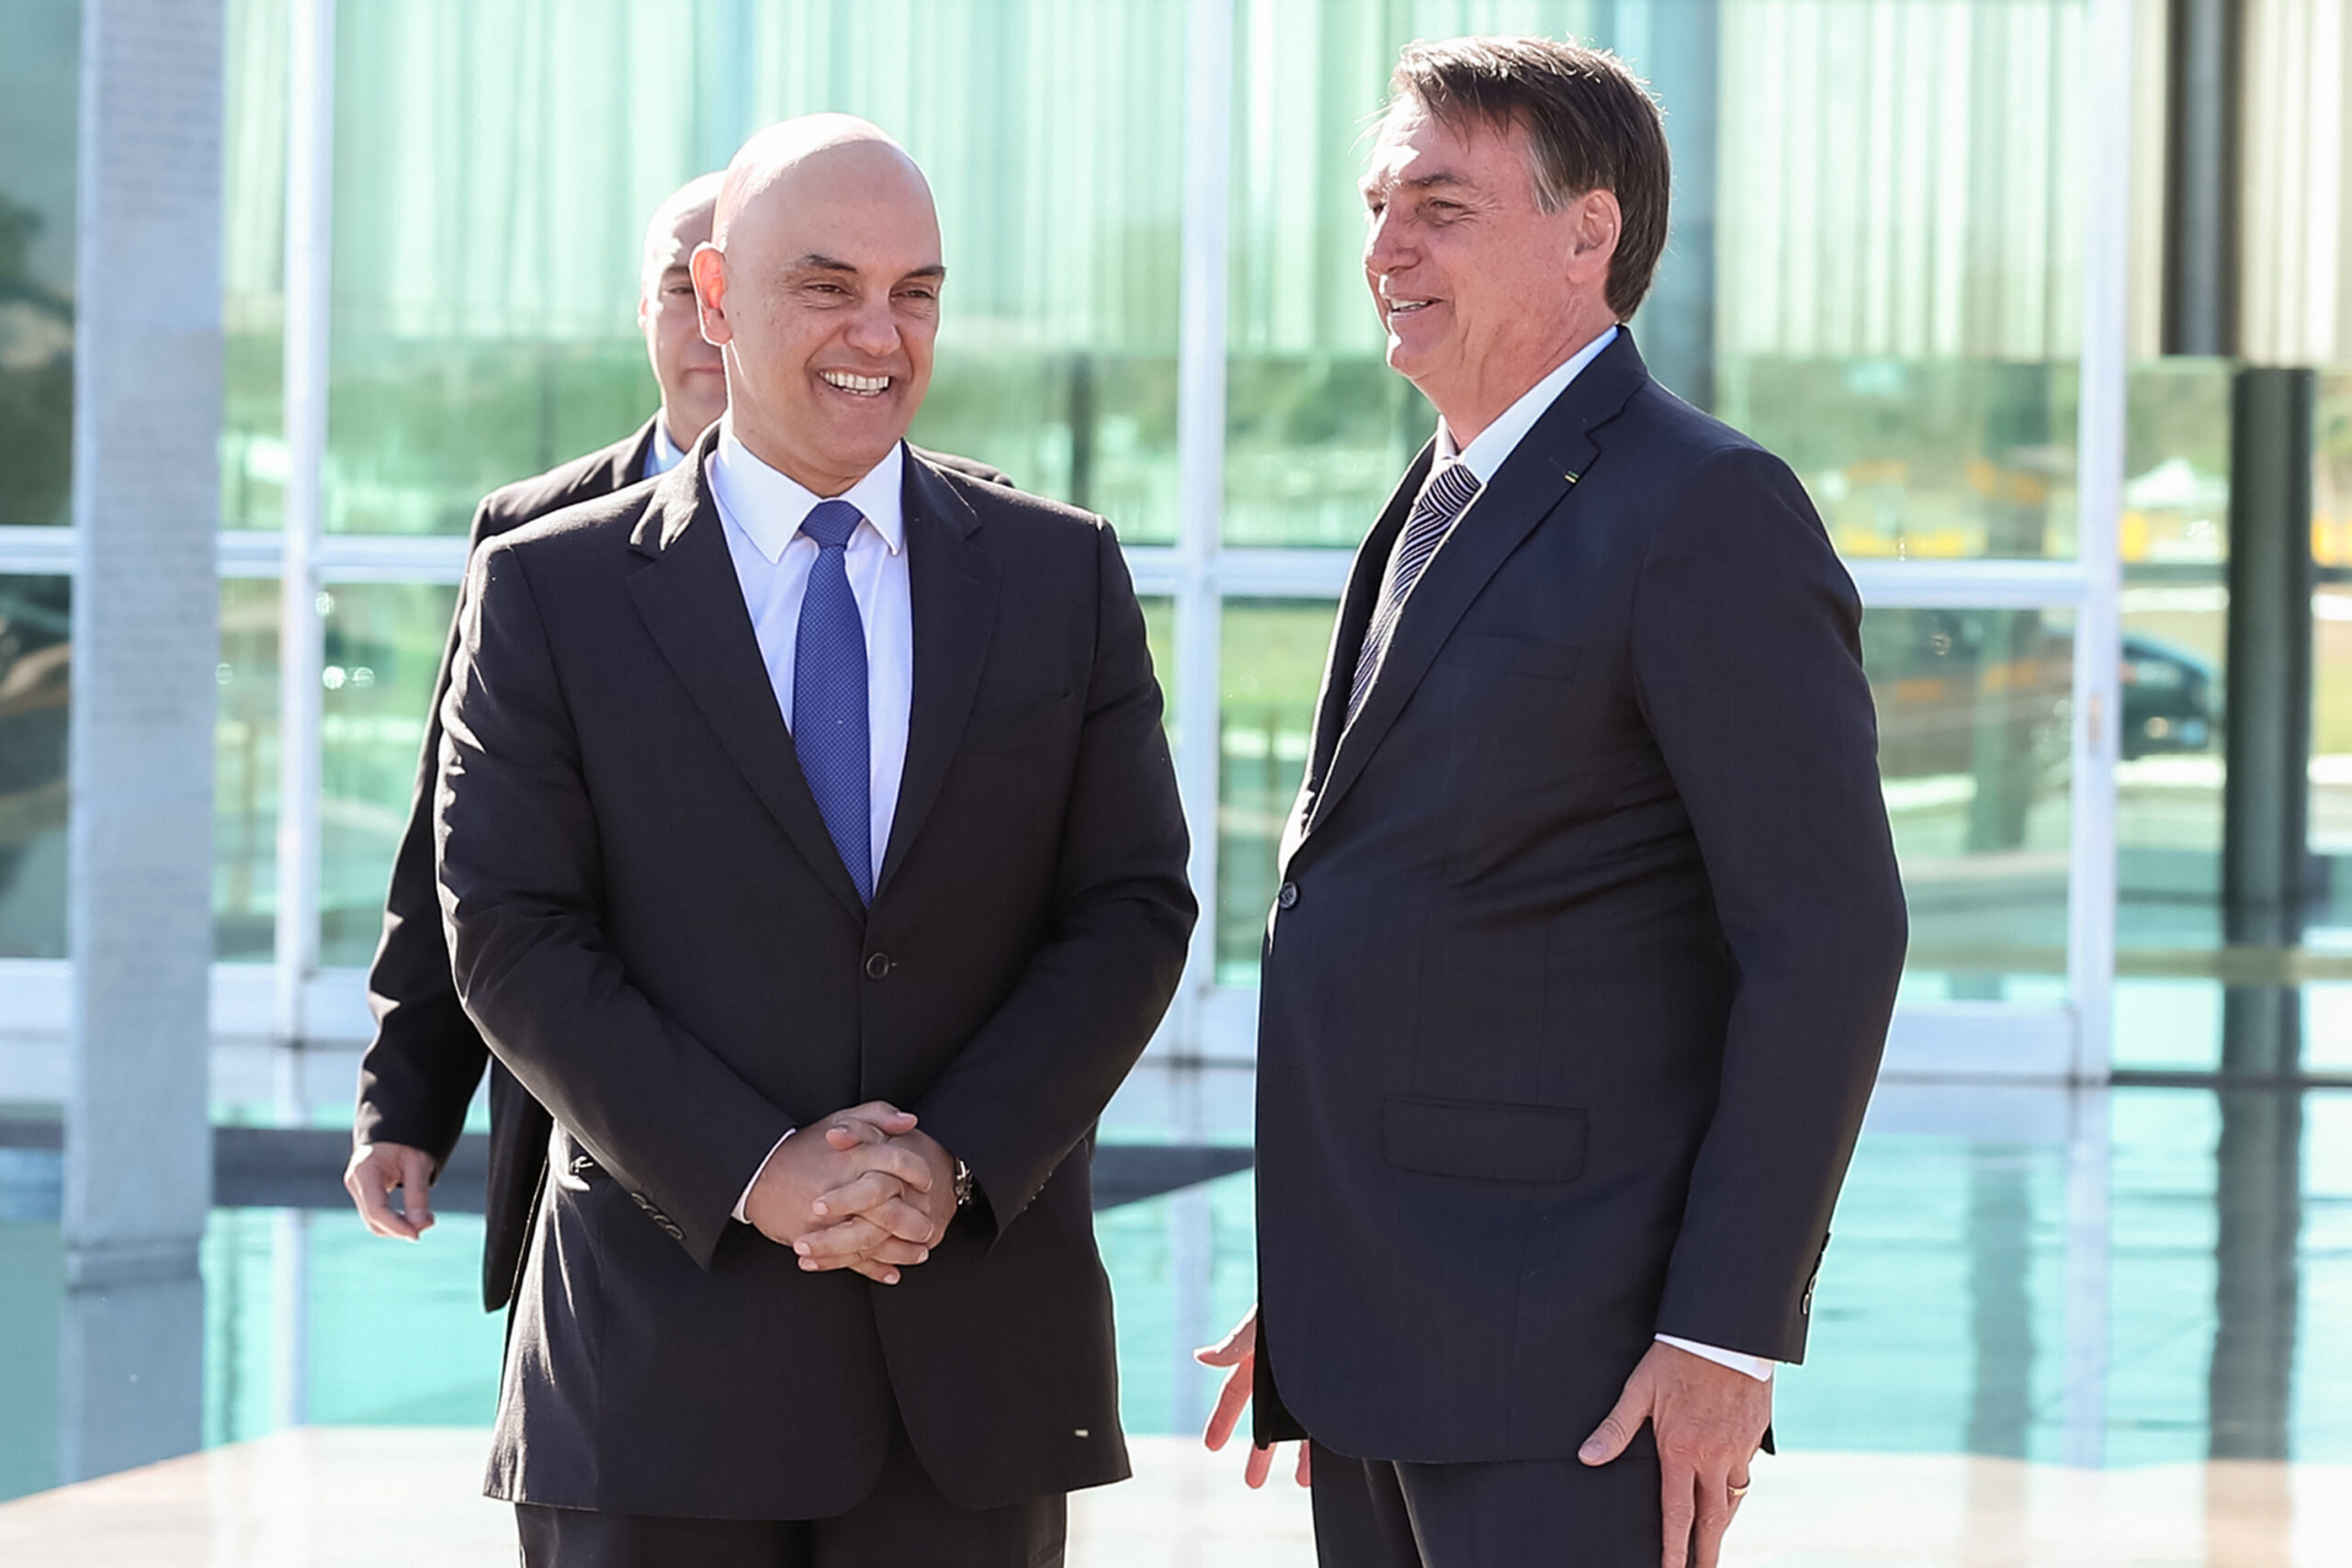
[
  {"xmin": 645, "ymin": 413, "xmax": 689, "ymax": 478},
  {"xmin": 1434, "ymin": 324, "xmax": 1774, "ymax": 1387},
  {"xmin": 707, "ymin": 421, "xmax": 916, "ymax": 1222},
  {"xmin": 707, "ymin": 423, "xmax": 913, "ymax": 887}
]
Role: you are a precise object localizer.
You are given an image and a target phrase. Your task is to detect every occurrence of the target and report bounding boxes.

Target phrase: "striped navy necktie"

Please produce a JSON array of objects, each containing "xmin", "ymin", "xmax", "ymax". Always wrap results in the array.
[{"xmin": 1345, "ymin": 457, "xmax": 1484, "ymax": 726}]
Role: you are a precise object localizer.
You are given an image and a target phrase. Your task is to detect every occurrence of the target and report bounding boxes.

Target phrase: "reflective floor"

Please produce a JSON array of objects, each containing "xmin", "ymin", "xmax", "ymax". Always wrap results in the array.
[
  {"xmin": 6, "ymin": 1431, "xmax": 2352, "ymax": 1567},
  {"xmin": 2, "ymin": 1049, "xmax": 2348, "ymax": 1555}
]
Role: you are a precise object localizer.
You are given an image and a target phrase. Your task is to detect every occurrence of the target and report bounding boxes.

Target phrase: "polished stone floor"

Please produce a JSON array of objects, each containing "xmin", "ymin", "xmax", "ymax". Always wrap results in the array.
[
  {"xmin": 2, "ymin": 1428, "xmax": 2347, "ymax": 1566},
  {"xmin": 1, "ymin": 1032, "xmax": 2346, "ymax": 1560}
]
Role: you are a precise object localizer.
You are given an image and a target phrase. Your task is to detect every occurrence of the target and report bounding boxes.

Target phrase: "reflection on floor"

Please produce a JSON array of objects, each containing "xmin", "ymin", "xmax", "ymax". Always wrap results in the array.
[
  {"xmin": 3, "ymin": 1428, "xmax": 2347, "ymax": 1567},
  {"xmin": 2, "ymin": 1060, "xmax": 2348, "ymax": 1555}
]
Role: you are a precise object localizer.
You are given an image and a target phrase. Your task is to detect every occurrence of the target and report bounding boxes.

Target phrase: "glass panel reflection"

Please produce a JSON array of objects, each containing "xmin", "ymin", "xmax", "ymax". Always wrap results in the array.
[
  {"xmin": 220, "ymin": 0, "xmax": 288, "ymax": 532},
  {"xmin": 0, "ymin": 576, "xmax": 68, "ymax": 958},
  {"xmin": 322, "ymin": 0, "xmax": 1182, "ymax": 539},
  {"xmin": 1866, "ymin": 608, "xmax": 2074, "ymax": 999},
  {"xmin": 1216, "ymin": 599, "xmax": 1336, "ymax": 986},
  {"xmin": 0, "ymin": 0, "xmax": 76, "ymax": 532},
  {"xmin": 1720, "ymin": 359, "xmax": 2079, "ymax": 560},
  {"xmin": 216, "ymin": 579, "xmax": 280, "ymax": 962},
  {"xmin": 2116, "ymin": 360, "xmax": 2229, "ymax": 989},
  {"xmin": 319, "ymin": 581, "xmax": 456, "ymax": 968}
]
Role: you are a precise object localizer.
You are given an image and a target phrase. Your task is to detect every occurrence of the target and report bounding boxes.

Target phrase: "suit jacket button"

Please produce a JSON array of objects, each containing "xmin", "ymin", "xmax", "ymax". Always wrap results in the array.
[
  {"xmin": 1276, "ymin": 881, "xmax": 1299, "ymax": 910},
  {"xmin": 865, "ymin": 952, "xmax": 892, "ymax": 980}
]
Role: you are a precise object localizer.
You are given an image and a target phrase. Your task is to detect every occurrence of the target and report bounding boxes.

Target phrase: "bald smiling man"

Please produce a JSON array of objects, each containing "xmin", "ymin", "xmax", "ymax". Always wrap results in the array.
[
  {"xmin": 345, "ymin": 173, "xmax": 1010, "ymax": 1321},
  {"xmin": 432, "ymin": 118, "xmax": 1193, "ymax": 1564}
]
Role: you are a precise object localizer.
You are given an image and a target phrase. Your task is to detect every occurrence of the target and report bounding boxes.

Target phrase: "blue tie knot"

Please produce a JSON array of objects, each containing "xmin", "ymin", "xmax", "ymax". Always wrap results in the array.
[{"xmin": 801, "ymin": 498, "xmax": 863, "ymax": 552}]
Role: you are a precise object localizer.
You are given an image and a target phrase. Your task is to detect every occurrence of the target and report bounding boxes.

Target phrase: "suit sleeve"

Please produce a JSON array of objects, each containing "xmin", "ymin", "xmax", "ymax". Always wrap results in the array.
[
  {"xmin": 909, "ymin": 525, "xmax": 1197, "ymax": 1238},
  {"xmin": 1630, "ymin": 445, "xmax": 1907, "ymax": 1364},
  {"xmin": 435, "ymin": 538, "xmax": 793, "ymax": 1268},
  {"xmin": 352, "ymin": 496, "xmax": 499, "ymax": 1174}
]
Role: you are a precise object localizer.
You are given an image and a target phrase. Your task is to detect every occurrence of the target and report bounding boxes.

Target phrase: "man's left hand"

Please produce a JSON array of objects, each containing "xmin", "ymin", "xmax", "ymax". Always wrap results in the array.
[
  {"xmin": 1577, "ymin": 1340, "xmax": 1769, "ymax": 1568},
  {"xmin": 793, "ymin": 1122, "xmax": 959, "ymax": 1274}
]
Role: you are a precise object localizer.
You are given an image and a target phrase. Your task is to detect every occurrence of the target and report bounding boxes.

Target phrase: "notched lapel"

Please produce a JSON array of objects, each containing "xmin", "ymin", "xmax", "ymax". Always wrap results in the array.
[
  {"xmin": 1305, "ymin": 331, "xmax": 1654, "ymax": 840},
  {"xmin": 1281, "ymin": 444, "xmax": 1431, "ymax": 869},
  {"xmin": 623, "ymin": 447, "xmax": 867, "ymax": 919},
  {"xmin": 877, "ymin": 454, "xmax": 1000, "ymax": 897}
]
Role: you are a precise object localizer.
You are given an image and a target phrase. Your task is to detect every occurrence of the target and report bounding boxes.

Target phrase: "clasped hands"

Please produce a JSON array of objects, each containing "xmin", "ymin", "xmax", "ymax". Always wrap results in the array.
[{"xmin": 741, "ymin": 1100, "xmax": 958, "ymax": 1285}]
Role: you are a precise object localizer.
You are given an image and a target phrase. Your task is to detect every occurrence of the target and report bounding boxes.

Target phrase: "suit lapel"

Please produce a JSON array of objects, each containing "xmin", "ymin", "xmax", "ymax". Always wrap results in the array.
[
  {"xmin": 1302, "ymin": 332, "xmax": 1649, "ymax": 843},
  {"xmin": 624, "ymin": 435, "xmax": 867, "ymax": 919},
  {"xmin": 876, "ymin": 452, "xmax": 999, "ymax": 897},
  {"xmin": 1276, "ymin": 444, "xmax": 1430, "ymax": 872},
  {"xmin": 613, "ymin": 416, "xmax": 660, "ymax": 489}
]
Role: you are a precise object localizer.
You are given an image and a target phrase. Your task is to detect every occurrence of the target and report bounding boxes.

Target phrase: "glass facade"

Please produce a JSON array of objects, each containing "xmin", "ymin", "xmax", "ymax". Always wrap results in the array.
[
  {"xmin": 9, "ymin": 0, "xmax": 2352, "ymax": 1505},
  {"xmin": 3, "ymin": 0, "xmax": 2341, "ymax": 1040}
]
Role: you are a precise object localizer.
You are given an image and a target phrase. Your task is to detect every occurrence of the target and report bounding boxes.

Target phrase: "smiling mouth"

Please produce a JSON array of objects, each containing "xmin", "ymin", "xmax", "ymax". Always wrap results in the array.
[
  {"xmin": 1385, "ymin": 299, "xmax": 1435, "ymax": 319},
  {"xmin": 820, "ymin": 369, "xmax": 892, "ymax": 397}
]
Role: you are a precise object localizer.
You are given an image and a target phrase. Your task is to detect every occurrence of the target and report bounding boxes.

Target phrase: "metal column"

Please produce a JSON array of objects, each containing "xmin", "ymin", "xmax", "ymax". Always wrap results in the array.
[{"xmin": 2220, "ymin": 368, "xmax": 2316, "ymax": 948}]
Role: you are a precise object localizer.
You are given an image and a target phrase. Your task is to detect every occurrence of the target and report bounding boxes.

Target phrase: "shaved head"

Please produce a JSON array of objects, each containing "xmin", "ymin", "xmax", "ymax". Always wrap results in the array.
[
  {"xmin": 691, "ymin": 115, "xmax": 944, "ymax": 495},
  {"xmin": 640, "ymin": 172, "xmax": 724, "ymax": 299},
  {"xmin": 711, "ymin": 114, "xmax": 928, "ymax": 250},
  {"xmin": 638, "ymin": 172, "xmax": 728, "ymax": 448}
]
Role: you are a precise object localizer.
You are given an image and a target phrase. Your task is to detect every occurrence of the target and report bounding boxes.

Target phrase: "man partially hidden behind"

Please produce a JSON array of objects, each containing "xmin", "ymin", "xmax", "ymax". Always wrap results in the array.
[
  {"xmin": 1198, "ymin": 38, "xmax": 1907, "ymax": 1568},
  {"xmin": 344, "ymin": 173, "xmax": 1008, "ymax": 1317},
  {"xmin": 435, "ymin": 114, "xmax": 1193, "ymax": 1563}
]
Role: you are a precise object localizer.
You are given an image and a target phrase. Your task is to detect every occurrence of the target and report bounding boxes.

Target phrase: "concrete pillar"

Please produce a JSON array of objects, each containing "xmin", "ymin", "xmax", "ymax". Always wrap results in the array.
[{"xmin": 61, "ymin": 0, "xmax": 223, "ymax": 1482}]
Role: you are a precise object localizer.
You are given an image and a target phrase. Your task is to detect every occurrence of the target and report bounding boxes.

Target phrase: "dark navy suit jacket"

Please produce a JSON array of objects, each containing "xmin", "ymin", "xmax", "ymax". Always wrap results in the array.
[
  {"xmin": 435, "ymin": 432, "xmax": 1192, "ymax": 1516},
  {"xmin": 1253, "ymin": 332, "xmax": 1906, "ymax": 1461},
  {"xmin": 352, "ymin": 417, "xmax": 1008, "ymax": 1314}
]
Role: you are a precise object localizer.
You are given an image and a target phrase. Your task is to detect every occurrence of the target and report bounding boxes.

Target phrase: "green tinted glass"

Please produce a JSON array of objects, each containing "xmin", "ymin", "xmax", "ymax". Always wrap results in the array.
[
  {"xmin": 319, "ymin": 581, "xmax": 456, "ymax": 967},
  {"xmin": 1216, "ymin": 599, "xmax": 1337, "ymax": 984},
  {"xmin": 321, "ymin": 0, "xmax": 1183, "ymax": 540}
]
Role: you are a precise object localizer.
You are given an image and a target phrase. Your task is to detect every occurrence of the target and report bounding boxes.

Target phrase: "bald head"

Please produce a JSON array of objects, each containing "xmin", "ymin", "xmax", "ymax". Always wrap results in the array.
[
  {"xmin": 691, "ymin": 115, "xmax": 945, "ymax": 495},
  {"xmin": 640, "ymin": 172, "xmax": 723, "ymax": 299},
  {"xmin": 711, "ymin": 115, "xmax": 932, "ymax": 250},
  {"xmin": 638, "ymin": 172, "xmax": 728, "ymax": 450}
]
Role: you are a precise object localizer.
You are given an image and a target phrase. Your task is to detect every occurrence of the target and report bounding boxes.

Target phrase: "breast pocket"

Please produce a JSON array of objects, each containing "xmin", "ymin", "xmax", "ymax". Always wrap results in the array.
[
  {"xmin": 964, "ymin": 689, "xmax": 1076, "ymax": 754},
  {"xmin": 1441, "ymin": 633, "xmax": 1581, "ymax": 683}
]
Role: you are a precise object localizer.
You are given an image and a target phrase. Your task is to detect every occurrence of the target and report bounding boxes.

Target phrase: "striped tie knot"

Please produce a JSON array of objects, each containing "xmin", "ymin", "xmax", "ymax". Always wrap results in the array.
[{"xmin": 1344, "ymin": 457, "xmax": 1485, "ymax": 726}]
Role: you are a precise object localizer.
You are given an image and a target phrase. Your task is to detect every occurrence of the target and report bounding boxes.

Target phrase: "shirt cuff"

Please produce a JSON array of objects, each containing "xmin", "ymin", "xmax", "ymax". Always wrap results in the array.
[
  {"xmin": 732, "ymin": 1128, "xmax": 795, "ymax": 1224},
  {"xmin": 1655, "ymin": 1334, "xmax": 1775, "ymax": 1382}
]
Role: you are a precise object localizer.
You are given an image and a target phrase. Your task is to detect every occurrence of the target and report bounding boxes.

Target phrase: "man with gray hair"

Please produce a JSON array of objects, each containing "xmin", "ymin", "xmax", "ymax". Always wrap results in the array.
[{"xmin": 1201, "ymin": 36, "xmax": 1905, "ymax": 1568}]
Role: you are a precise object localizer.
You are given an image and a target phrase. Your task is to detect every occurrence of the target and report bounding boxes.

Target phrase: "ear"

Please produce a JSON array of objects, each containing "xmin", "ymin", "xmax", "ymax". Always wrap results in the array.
[
  {"xmin": 690, "ymin": 243, "xmax": 732, "ymax": 346},
  {"xmin": 1566, "ymin": 188, "xmax": 1622, "ymax": 290},
  {"xmin": 636, "ymin": 290, "xmax": 652, "ymax": 332}
]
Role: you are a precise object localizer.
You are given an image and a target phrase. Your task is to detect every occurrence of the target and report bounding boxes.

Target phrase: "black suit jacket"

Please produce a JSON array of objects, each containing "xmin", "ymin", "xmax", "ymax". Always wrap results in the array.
[
  {"xmin": 353, "ymin": 416, "xmax": 1012, "ymax": 1313},
  {"xmin": 1252, "ymin": 332, "xmax": 1906, "ymax": 1461},
  {"xmin": 435, "ymin": 432, "xmax": 1193, "ymax": 1517}
]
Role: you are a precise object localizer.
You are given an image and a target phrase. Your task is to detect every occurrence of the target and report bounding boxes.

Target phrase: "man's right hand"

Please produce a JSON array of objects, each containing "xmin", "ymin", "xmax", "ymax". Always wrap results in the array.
[
  {"xmin": 741, "ymin": 1100, "xmax": 943, "ymax": 1284},
  {"xmin": 345, "ymin": 1141, "xmax": 436, "ymax": 1241}
]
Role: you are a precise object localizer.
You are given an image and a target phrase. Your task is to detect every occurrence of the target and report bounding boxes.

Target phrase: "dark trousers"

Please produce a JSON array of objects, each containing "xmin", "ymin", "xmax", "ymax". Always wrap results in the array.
[
  {"xmin": 516, "ymin": 1416, "xmax": 1066, "ymax": 1568},
  {"xmin": 1308, "ymin": 1440, "xmax": 1662, "ymax": 1568}
]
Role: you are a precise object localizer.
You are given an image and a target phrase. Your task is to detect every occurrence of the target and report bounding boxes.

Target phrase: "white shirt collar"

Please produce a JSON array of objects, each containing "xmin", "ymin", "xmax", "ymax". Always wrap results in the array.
[
  {"xmin": 1435, "ymin": 323, "xmax": 1621, "ymax": 483},
  {"xmin": 645, "ymin": 414, "xmax": 688, "ymax": 478},
  {"xmin": 707, "ymin": 419, "xmax": 907, "ymax": 563}
]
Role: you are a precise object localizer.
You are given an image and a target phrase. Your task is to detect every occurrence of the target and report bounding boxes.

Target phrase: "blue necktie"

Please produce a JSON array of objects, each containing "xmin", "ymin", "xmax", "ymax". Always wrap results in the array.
[{"xmin": 792, "ymin": 499, "xmax": 872, "ymax": 905}]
